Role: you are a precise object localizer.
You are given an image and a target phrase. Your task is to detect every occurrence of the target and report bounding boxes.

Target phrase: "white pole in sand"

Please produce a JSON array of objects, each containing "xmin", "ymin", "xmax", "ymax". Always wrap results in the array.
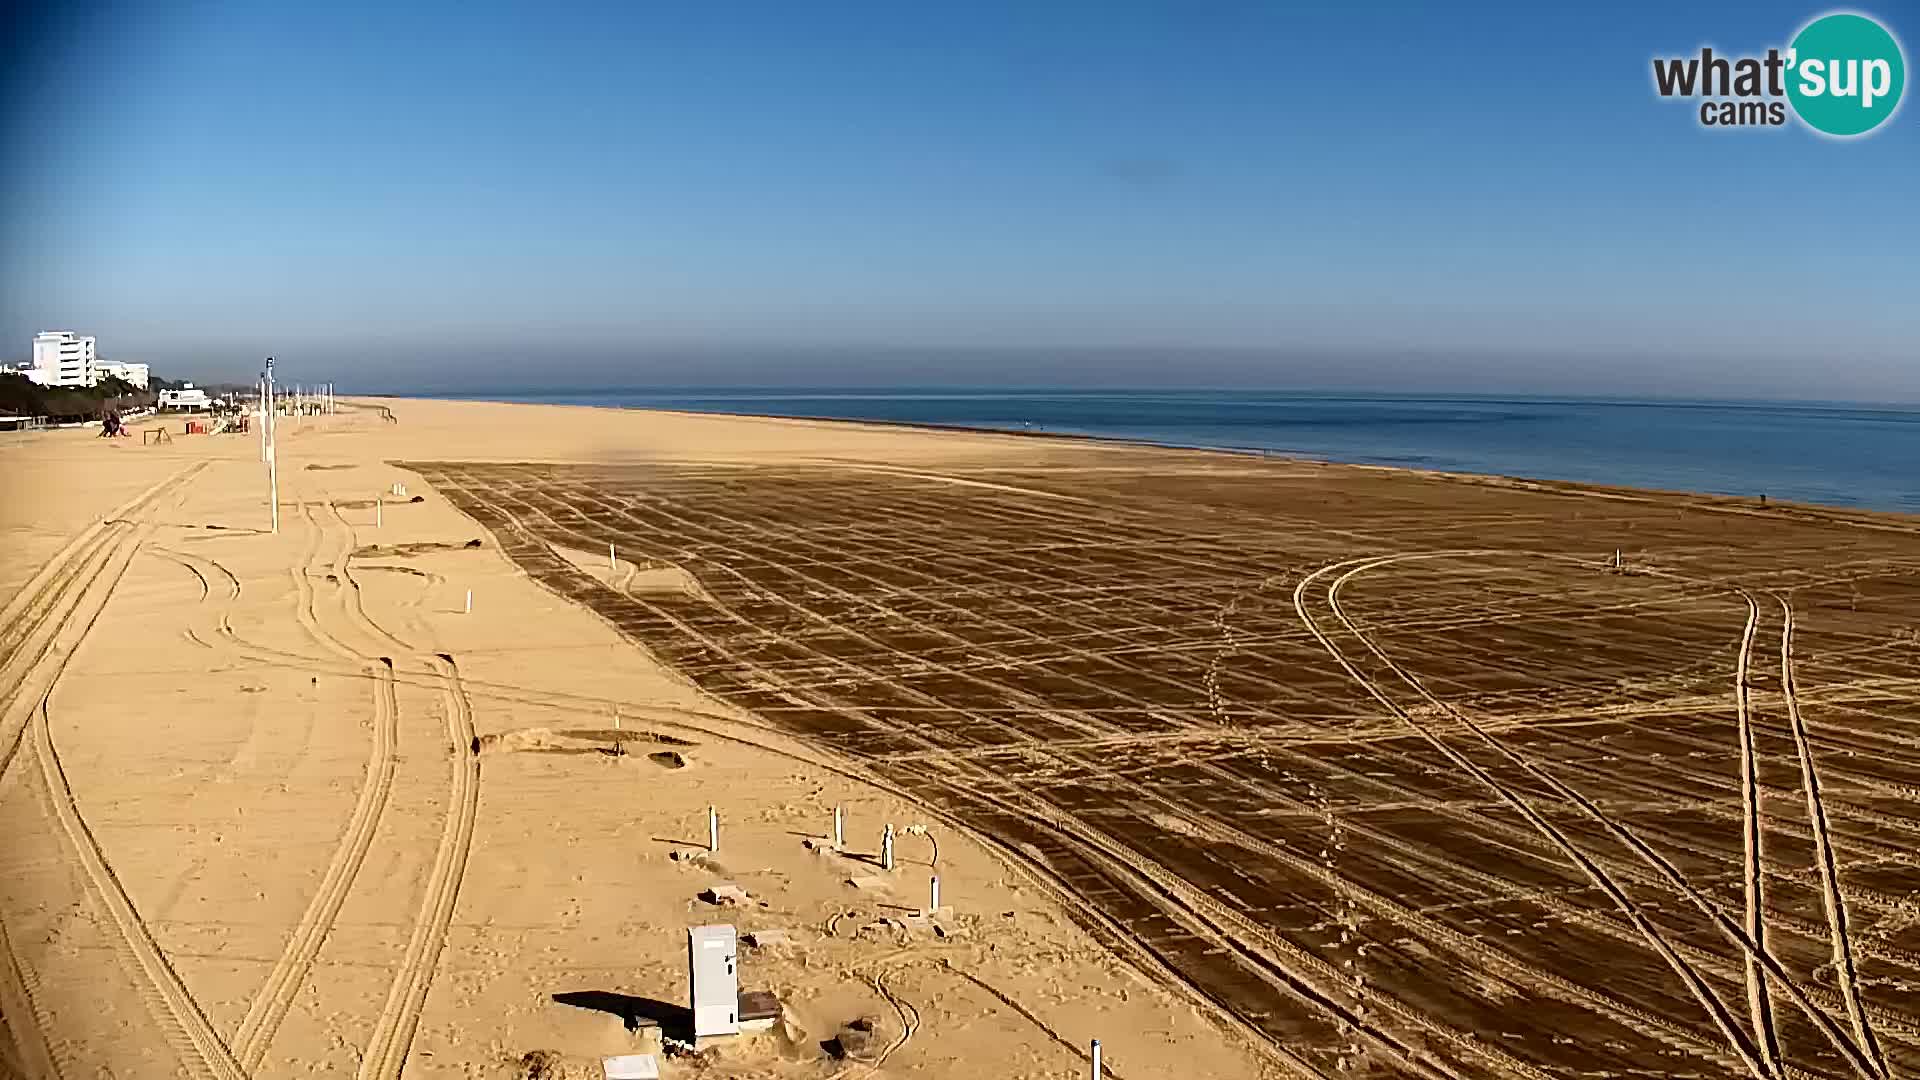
[
  {"xmin": 929, "ymin": 875, "xmax": 940, "ymax": 912},
  {"xmin": 376, "ymin": 496, "xmax": 383, "ymax": 528},
  {"xmin": 833, "ymin": 806, "xmax": 844, "ymax": 848},
  {"xmin": 708, "ymin": 806, "xmax": 719, "ymax": 853},
  {"xmin": 882, "ymin": 823, "xmax": 895, "ymax": 871},
  {"xmin": 609, "ymin": 542, "xmax": 616, "ymax": 570},
  {"xmin": 464, "ymin": 588, "xmax": 472, "ymax": 614},
  {"xmin": 1091, "ymin": 1039, "xmax": 1102, "ymax": 1080},
  {"xmin": 259, "ymin": 380, "xmax": 267, "ymax": 462},
  {"xmin": 265, "ymin": 359, "xmax": 279, "ymax": 534}
]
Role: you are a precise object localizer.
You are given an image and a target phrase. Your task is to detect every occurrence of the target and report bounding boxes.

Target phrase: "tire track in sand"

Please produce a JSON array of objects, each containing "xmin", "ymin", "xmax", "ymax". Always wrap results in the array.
[
  {"xmin": 0, "ymin": 914, "xmax": 59, "ymax": 1080},
  {"xmin": 1777, "ymin": 595, "xmax": 1887, "ymax": 1077},
  {"xmin": 1315, "ymin": 551, "xmax": 1888, "ymax": 1079},
  {"xmin": 1733, "ymin": 593, "xmax": 1781, "ymax": 1073},
  {"xmin": 1, "ymin": 464, "xmax": 209, "ymax": 776},
  {"xmin": 7, "ymin": 486, "xmax": 239, "ymax": 1080},
  {"xmin": 228, "ymin": 658, "xmax": 398, "ymax": 1071},
  {"xmin": 1295, "ymin": 552, "xmax": 1771, "ymax": 1080},
  {"xmin": 355, "ymin": 653, "xmax": 479, "ymax": 1080},
  {"xmin": 158, "ymin": 504, "xmax": 410, "ymax": 1070},
  {"xmin": 34, "ymin": 674, "xmax": 245, "ymax": 1080},
  {"xmin": 0, "ymin": 463, "xmax": 207, "ymax": 666},
  {"xmin": 0, "ymin": 466, "xmax": 207, "ymax": 1078}
]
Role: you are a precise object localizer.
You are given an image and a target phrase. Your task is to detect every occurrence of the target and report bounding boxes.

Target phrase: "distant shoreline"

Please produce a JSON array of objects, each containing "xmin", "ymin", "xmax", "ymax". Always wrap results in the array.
[{"xmin": 368, "ymin": 393, "xmax": 1920, "ymax": 530}]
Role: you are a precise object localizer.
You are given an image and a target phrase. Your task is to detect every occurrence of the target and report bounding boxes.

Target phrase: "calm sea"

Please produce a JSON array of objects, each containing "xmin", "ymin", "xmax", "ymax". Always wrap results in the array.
[{"xmin": 456, "ymin": 390, "xmax": 1920, "ymax": 514}]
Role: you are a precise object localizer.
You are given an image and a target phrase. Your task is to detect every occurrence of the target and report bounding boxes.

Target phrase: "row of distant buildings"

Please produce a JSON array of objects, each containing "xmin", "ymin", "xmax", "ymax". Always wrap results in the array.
[{"xmin": 3, "ymin": 331, "xmax": 150, "ymax": 389}]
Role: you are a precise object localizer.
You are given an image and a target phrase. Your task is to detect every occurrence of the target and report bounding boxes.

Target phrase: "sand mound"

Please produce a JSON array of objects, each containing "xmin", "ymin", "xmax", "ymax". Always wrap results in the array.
[
  {"xmin": 550, "ymin": 544, "xmax": 715, "ymax": 602},
  {"xmin": 474, "ymin": 727, "xmax": 698, "ymax": 760},
  {"xmin": 506, "ymin": 1050, "xmax": 600, "ymax": 1080},
  {"xmin": 823, "ymin": 1015, "xmax": 883, "ymax": 1060},
  {"xmin": 352, "ymin": 538, "xmax": 483, "ymax": 558}
]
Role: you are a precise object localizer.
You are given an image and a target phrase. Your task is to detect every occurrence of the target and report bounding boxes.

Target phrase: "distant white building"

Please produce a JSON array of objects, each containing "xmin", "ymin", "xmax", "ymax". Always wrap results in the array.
[
  {"xmin": 29, "ymin": 331, "xmax": 98, "ymax": 387},
  {"xmin": 158, "ymin": 384, "xmax": 211, "ymax": 410},
  {"xmin": 96, "ymin": 361, "xmax": 150, "ymax": 388}
]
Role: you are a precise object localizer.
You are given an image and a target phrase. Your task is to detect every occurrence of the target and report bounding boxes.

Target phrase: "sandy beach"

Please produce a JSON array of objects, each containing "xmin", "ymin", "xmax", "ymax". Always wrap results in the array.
[{"xmin": 5, "ymin": 397, "xmax": 1920, "ymax": 1080}]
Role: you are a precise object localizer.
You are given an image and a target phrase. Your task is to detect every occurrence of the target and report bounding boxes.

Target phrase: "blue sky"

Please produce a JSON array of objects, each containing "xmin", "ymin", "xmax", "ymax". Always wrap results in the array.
[{"xmin": 2, "ymin": 1, "xmax": 1914, "ymax": 396}]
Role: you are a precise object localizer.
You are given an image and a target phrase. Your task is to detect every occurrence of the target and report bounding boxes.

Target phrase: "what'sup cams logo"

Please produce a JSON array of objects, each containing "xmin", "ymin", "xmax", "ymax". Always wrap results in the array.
[{"xmin": 1653, "ymin": 11, "xmax": 1906, "ymax": 136}]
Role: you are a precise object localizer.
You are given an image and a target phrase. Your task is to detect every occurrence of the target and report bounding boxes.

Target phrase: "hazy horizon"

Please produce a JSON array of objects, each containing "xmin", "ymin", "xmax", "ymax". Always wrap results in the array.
[
  {"xmin": 4, "ymin": 2, "xmax": 1914, "ymax": 399},
  {"xmin": 103, "ymin": 345, "xmax": 1920, "ymax": 407}
]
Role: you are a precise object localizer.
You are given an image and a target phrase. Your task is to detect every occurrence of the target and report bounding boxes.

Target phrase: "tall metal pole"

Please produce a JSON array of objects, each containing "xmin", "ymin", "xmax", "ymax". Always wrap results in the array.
[{"xmin": 265, "ymin": 358, "xmax": 278, "ymax": 534}]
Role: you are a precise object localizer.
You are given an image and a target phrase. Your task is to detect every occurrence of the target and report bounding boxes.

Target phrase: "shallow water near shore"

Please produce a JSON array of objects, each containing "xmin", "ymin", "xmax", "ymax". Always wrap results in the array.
[{"xmin": 443, "ymin": 390, "xmax": 1920, "ymax": 514}]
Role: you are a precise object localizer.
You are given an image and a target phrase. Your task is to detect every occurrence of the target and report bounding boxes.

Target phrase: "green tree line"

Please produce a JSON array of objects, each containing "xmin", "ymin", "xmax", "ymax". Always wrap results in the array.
[{"xmin": 0, "ymin": 373, "xmax": 159, "ymax": 422}]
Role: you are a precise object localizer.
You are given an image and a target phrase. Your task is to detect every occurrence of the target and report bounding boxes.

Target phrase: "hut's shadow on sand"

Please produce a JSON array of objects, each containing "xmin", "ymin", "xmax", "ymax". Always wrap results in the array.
[{"xmin": 551, "ymin": 990, "xmax": 691, "ymax": 1039}]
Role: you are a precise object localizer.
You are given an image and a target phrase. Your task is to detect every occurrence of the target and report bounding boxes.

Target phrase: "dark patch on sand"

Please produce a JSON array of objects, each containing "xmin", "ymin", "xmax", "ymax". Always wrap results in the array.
[
  {"xmin": 351, "ymin": 539, "xmax": 485, "ymax": 558},
  {"xmin": 356, "ymin": 564, "xmax": 433, "ymax": 578}
]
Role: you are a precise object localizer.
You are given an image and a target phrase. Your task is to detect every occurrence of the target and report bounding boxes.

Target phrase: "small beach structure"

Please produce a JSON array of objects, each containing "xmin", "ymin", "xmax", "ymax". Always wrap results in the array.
[{"xmin": 688, "ymin": 924, "xmax": 740, "ymax": 1038}]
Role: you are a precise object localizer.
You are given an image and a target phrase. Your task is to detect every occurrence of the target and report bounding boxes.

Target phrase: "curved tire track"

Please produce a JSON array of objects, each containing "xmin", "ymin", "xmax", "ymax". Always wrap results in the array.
[
  {"xmin": 158, "ymin": 504, "xmax": 410, "ymax": 1071},
  {"xmin": 1313, "ymin": 551, "xmax": 1887, "ymax": 1079},
  {"xmin": 2, "ymin": 477, "xmax": 234, "ymax": 1080},
  {"xmin": 0, "ymin": 914, "xmax": 59, "ymax": 1080},
  {"xmin": 355, "ymin": 654, "xmax": 479, "ymax": 1080},
  {"xmin": 1299, "ymin": 553, "xmax": 1769, "ymax": 1078},
  {"xmin": 1778, "ymin": 595, "xmax": 1886, "ymax": 1076},
  {"xmin": 229, "ymin": 659, "xmax": 398, "ymax": 1071},
  {"xmin": 1732, "ymin": 593, "xmax": 1780, "ymax": 1072},
  {"xmin": 33, "ymin": 693, "xmax": 245, "ymax": 1080}
]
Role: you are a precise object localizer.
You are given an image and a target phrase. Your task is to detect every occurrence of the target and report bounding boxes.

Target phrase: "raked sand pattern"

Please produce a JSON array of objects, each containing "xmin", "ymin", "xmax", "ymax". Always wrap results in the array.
[{"xmin": 4, "ymin": 396, "xmax": 1920, "ymax": 1078}]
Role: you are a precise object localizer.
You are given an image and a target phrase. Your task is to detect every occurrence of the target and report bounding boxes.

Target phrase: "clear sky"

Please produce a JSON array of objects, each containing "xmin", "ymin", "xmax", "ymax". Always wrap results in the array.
[{"xmin": 2, "ymin": 2, "xmax": 1914, "ymax": 397}]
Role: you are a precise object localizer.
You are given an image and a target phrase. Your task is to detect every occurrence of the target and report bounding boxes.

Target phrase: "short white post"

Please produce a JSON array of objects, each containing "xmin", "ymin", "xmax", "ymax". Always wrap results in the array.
[
  {"xmin": 464, "ymin": 589, "xmax": 472, "ymax": 614},
  {"xmin": 268, "ymin": 437, "xmax": 278, "ymax": 534},
  {"xmin": 376, "ymin": 497, "xmax": 383, "ymax": 527},
  {"xmin": 708, "ymin": 806, "xmax": 719, "ymax": 853},
  {"xmin": 882, "ymin": 823, "xmax": 895, "ymax": 871},
  {"xmin": 929, "ymin": 875, "xmax": 940, "ymax": 912},
  {"xmin": 1091, "ymin": 1039, "xmax": 1102, "ymax": 1080},
  {"xmin": 609, "ymin": 542, "xmax": 617, "ymax": 570},
  {"xmin": 833, "ymin": 806, "xmax": 844, "ymax": 848}
]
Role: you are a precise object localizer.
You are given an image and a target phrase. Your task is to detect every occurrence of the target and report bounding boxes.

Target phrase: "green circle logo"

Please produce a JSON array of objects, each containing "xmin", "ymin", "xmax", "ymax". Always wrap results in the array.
[{"xmin": 1787, "ymin": 13, "xmax": 1906, "ymax": 136}]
